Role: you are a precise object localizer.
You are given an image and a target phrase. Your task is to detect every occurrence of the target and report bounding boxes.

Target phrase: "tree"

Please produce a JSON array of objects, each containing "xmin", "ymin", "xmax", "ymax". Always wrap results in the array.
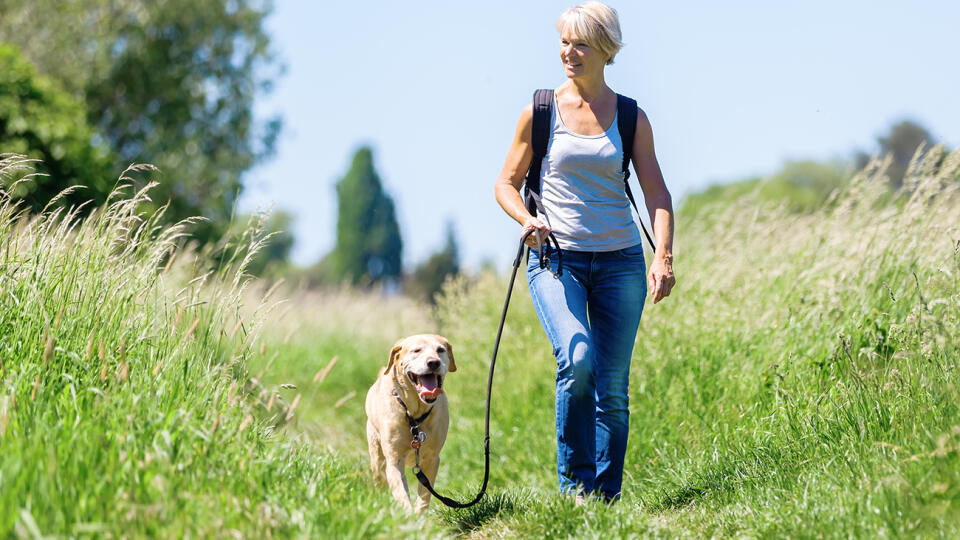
[
  {"xmin": 0, "ymin": 44, "xmax": 115, "ymax": 209},
  {"xmin": 0, "ymin": 0, "xmax": 281, "ymax": 243},
  {"xmin": 877, "ymin": 120, "xmax": 934, "ymax": 188},
  {"xmin": 407, "ymin": 222, "xmax": 460, "ymax": 303},
  {"xmin": 856, "ymin": 120, "xmax": 934, "ymax": 188},
  {"xmin": 330, "ymin": 147, "xmax": 402, "ymax": 286}
]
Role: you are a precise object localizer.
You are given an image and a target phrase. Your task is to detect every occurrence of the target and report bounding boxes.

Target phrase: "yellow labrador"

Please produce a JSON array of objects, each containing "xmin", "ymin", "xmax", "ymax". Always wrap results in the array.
[{"xmin": 365, "ymin": 334, "xmax": 456, "ymax": 512}]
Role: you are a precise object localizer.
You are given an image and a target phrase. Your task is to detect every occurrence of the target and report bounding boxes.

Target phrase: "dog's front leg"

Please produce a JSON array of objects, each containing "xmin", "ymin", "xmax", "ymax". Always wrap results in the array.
[
  {"xmin": 367, "ymin": 420, "xmax": 387, "ymax": 485},
  {"xmin": 414, "ymin": 454, "xmax": 440, "ymax": 514},
  {"xmin": 383, "ymin": 450, "xmax": 412, "ymax": 510}
]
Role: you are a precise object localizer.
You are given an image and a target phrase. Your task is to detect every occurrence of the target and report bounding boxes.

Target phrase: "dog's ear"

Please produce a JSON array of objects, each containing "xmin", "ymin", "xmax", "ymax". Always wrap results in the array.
[
  {"xmin": 438, "ymin": 335, "xmax": 456, "ymax": 372},
  {"xmin": 386, "ymin": 338, "xmax": 405, "ymax": 372}
]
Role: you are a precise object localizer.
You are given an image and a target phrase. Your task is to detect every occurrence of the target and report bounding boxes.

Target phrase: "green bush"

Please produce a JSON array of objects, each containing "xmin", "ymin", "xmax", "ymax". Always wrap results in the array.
[{"xmin": 0, "ymin": 44, "xmax": 114, "ymax": 209}]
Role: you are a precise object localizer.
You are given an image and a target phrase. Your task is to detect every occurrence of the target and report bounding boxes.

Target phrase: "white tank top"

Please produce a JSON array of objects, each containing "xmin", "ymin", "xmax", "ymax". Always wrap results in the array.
[{"xmin": 537, "ymin": 98, "xmax": 642, "ymax": 251}]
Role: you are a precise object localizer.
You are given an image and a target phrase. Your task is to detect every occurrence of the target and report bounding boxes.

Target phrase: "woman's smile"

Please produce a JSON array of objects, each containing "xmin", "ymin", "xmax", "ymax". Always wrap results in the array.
[{"xmin": 559, "ymin": 28, "xmax": 602, "ymax": 77}]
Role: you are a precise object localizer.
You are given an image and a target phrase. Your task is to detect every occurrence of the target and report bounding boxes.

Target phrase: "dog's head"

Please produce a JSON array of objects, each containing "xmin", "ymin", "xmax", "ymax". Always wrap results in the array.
[{"xmin": 387, "ymin": 334, "xmax": 456, "ymax": 404}]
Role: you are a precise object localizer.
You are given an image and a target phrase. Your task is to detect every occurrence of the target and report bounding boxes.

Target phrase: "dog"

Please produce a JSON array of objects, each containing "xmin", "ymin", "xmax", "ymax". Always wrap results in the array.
[{"xmin": 365, "ymin": 334, "xmax": 456, "ymax": 512}]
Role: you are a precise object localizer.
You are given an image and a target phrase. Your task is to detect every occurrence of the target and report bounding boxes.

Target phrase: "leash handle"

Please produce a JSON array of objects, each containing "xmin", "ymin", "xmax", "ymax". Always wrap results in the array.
[
  {"xmin": 515, "ymin": 228, "xmax": 564, "ymax": 275},
  {"xmin": 414, "ymin": 230, "xmax": 554, "ymax": 509}
]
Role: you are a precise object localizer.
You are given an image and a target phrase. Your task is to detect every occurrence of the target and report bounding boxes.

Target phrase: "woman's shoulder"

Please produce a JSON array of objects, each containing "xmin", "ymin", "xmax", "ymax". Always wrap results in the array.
[{"xmin": 515, "ymin": 102, "xmax": 534, "ymax": 130}]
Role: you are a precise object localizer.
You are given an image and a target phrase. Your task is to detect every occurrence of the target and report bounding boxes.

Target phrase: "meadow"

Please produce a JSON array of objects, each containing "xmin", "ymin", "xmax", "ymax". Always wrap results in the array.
[{"xmin": 1, "ymin": 147, "xmax": 959, "ymax": 538}]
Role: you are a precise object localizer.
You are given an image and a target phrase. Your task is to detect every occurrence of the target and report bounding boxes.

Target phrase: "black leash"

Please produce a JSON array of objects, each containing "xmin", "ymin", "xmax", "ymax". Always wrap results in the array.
[{"xmin": 411, "ymin": 228, "xmax": 562, "ymax": 509}]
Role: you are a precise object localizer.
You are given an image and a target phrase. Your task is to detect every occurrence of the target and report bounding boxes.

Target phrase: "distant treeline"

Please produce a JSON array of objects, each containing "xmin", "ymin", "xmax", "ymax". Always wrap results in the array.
[{"xmin": 681, "ymin": 120, "xmax": 943, "ymax": 218}]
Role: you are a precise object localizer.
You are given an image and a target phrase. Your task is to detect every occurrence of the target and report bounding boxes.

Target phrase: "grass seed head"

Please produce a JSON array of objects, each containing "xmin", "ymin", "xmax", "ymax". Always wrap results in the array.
[
  {"xmin": 313, "ymin": 355, "xmax": 338, "ymax": 384},
  {"xmin": 334, "ymin": 390, "xmax": 355, "ymax": 409},
  {"xmin": 42, "ymin": 334, "xmax": 55, "ymax": 364},
  {"xmin": 54, "ymin": 305, "xmax": 64, "ymax": 329},
  {"xmin": 238, "ymin": 414, "xmax": 253, "ymax": 433},
  {"xmin": 227, "ymin": 381, "xmax": 238, "ymax": 405},
  {"xmin": 184, "ymin": 317, "xmax": 200, "ymax": 339},
  {"xmin": 210, "ymin": 413, "xmax": 223, "ymax": 435},
  {"xmin": 230, "ymin": 318, "xmax": 243, "ymax": 339},
  {"xmin": 285, "ymin": 394, "xmax": 301, "ymax": 421},
  {"xmin": 265, "ymin": 392, "xmax": 275, "ymax": 412}
]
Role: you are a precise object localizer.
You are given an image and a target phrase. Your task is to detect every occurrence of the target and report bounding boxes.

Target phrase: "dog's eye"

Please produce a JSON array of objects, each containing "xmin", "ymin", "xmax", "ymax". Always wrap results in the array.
[
  {"xmin": 437, "ymin": 346, "xmax": 446, "ymax": 354},
  {"xmin": 413, "ymin": 347, "xmax": 423, "ymax": 353}
]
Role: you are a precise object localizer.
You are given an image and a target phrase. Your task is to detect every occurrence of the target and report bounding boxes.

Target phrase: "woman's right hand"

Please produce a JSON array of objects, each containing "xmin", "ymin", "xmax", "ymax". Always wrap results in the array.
[{"xmin": 521, "ymin": 216, "xmax": 551, "ymax": 248}]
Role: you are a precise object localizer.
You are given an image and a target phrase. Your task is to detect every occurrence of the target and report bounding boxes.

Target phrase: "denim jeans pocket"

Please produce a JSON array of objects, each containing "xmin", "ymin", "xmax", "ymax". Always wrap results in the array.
[{"xmin": 614, "ymin": 242, "xmax": 645, "ymax": 261}]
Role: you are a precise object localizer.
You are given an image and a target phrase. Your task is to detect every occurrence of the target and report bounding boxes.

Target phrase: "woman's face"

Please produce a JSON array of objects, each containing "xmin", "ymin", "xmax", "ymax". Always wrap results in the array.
[{"xmin": 559, "ymin": 25, "xmax": 606, "ymax": 79}]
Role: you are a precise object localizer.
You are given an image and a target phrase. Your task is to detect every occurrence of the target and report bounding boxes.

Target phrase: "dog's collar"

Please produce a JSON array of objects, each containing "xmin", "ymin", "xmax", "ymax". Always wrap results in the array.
[{"xmin": 391, "ymin": 389, "xmax": 433, "ymax": 425}]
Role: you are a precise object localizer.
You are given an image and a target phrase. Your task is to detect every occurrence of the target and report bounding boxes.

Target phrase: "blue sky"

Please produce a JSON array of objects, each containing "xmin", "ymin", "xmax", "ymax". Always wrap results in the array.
[{"xmin": 242, "ymin": 1, "xmax": 960, "ymax": 270}]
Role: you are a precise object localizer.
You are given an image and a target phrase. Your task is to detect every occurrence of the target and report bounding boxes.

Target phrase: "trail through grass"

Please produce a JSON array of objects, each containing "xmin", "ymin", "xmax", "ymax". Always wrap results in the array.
[
  {"xmin": 252, "ymin": 149, "xmax": 960, "ymax": 537},
  {"xmin": 2, "ymin": 148, "xmax": 959, "ymax": 537}
]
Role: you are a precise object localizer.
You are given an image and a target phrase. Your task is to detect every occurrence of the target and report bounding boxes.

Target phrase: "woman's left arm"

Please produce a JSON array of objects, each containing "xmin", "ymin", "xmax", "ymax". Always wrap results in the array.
[{"xmin": 631, "ymin": 108, "xmax": 676, "ymax": 304}]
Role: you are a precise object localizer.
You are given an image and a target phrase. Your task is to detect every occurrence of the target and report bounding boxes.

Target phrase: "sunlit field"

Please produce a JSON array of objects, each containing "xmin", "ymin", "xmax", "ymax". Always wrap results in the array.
[{"xmin": 2, "ymin": 148, "xmax": 959, "ymax": 537}]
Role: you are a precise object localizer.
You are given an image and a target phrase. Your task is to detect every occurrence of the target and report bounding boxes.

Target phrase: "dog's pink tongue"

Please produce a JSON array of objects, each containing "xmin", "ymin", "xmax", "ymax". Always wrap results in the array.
[{"xmin": 417, "ymin": 373, "xmax": 441, "ymax": 398}]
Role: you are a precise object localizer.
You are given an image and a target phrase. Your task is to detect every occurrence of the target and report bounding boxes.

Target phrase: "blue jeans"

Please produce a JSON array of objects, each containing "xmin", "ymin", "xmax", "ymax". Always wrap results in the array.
[{"xmin": 527, "ymin": 243, "xmax": 647, "ymax": 500}]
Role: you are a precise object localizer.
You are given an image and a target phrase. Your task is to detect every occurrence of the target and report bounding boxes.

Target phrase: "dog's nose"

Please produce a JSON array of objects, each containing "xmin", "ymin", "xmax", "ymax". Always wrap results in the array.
[{"xmin": 427, "ymin": 359, "xmax": 441, "ymax": 371}]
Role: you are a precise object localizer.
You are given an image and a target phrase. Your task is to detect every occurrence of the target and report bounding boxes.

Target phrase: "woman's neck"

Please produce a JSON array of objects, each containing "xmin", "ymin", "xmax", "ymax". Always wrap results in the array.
[{"xmin": 563, "ymin": 74, "xmax": 611, "ymax": 103}]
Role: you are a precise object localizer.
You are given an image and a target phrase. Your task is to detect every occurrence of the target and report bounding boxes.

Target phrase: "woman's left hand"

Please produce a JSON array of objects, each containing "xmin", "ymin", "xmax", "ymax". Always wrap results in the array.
[{"xmin": 648, "ymin": 254, "xmax": 675, "ymax": 304}]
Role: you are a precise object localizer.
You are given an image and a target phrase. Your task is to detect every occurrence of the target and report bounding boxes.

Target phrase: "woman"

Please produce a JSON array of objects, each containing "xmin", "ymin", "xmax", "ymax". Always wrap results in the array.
[{"xmin": 494, "ymin": 1, "xmax": 676, "ymax": 502}]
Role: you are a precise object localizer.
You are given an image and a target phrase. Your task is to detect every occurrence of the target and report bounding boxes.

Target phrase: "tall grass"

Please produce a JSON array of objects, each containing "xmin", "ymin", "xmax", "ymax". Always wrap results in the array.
[
  {"xmin": 256, "ymin": 147, "xmax": 960, "ymax": 537},
  {"xmin": 3, "ymin": 144, "xmax": 958, "ymax": 538},
  {"xmin": 0, "ymin": 156, "xmax": 446, "ymax": 538}
]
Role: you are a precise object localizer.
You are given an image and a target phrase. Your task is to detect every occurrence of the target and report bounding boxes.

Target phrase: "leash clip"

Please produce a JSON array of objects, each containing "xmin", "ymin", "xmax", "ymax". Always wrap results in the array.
[{"xmin": 410, "ymin": 426, "xmax": 426, "ymax": 449}]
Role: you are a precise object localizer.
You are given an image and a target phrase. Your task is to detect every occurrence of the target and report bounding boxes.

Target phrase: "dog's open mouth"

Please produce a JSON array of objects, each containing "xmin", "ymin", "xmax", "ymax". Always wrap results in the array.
[{"xmin": 408, "ymin": 372, "xmax": 443, "ymax": 401}]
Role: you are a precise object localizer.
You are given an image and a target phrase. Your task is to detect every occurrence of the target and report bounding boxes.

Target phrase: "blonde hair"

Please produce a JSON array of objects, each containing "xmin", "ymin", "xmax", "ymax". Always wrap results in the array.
[{"xmin": 556, "ymin": 2, "xmax": 623, "ymax": 65}]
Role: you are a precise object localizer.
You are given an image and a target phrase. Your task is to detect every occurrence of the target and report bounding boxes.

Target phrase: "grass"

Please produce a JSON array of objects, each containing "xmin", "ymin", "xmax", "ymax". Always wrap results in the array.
[{"xmin": 1, "ymin": 145, "xmax": 959, "ymax": 538}]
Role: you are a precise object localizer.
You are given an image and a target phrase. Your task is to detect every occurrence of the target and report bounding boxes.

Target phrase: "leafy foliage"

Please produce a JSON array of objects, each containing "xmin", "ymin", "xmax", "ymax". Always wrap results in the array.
[
  {"xmin": 0, "ymin": 0, "xmax": 281, "ymax": 244},
  {"xmin": 406, "ymin": 221, "xmax": 460, "ymax": 303},
  {"xmin": 0, "ymin": 45, "xmax": 114, "ymax": 208},
  {"xmin": 856, "ymin": 120, "xmax": 935, "ymax": 188},
  {"xmin": 329, "ymin": 147, "xmax": 403, "ymax": 286}
]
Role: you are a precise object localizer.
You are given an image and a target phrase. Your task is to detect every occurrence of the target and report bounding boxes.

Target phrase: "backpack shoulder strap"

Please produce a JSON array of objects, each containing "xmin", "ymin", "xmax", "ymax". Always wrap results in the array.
[
  {"xmin": 531, "ymin": 89, "xmax": 553, "ymax": 160},
  {"xmin": 616, "ymin": 93, "xmax": 638, "ymax": 180},
  {"xmin": 616, "ymin": 93, "xmax": 656, "ymax": 253},
  {"xmin": 524, "ymin": 89, "xmax": 554, "ymax": 216}
]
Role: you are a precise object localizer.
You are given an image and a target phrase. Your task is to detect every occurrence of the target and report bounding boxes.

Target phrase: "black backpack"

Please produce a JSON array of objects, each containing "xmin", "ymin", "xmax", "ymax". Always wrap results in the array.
[{"xmin": 523, "ymin": 88, "xmax": 655, "ymax": 252}]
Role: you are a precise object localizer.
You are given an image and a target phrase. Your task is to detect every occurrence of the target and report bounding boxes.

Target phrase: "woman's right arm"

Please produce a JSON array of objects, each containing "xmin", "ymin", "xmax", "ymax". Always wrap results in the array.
[{"xmin": 494, "ymin": 104, "xmax": 551, "ymax": 247}]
